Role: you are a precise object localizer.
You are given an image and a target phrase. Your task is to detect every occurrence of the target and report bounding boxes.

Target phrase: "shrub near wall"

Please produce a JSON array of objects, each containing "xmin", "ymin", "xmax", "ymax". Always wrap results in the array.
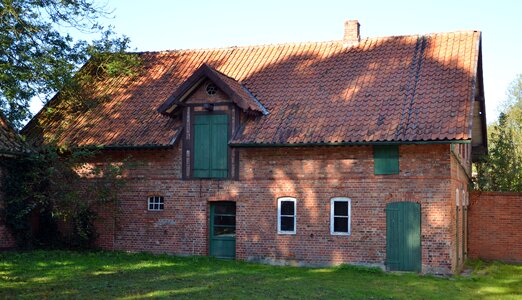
[
  {"xmin": 468, "ymin": 191, "xmax": 522, "ymax": 262},
  {"xmin": 0, "ymin": 191, "xmax": 16, "ymax": 249}
]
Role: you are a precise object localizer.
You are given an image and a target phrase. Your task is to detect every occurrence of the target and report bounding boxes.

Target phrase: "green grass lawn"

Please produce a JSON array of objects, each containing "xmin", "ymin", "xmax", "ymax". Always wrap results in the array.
[{"xmin": 0, "ymin": 251, "xmax": 520, "ymax": 299}]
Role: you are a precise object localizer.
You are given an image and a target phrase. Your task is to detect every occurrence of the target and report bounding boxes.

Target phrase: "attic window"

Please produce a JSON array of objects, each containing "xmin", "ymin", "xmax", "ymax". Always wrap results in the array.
[{"xmin": 206, "ymin": 83, "xmax": 217, "ymax": 96}]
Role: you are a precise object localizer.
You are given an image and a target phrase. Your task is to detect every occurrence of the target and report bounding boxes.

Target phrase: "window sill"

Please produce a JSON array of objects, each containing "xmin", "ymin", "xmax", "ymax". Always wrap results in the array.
[
  {"xmin": 186, "ymin": 177, "xmax": 234, "ymax": 181},
  {"xmin": 330, "ymin": 232, "xmax": 351, "ymax": 236},
  {"xmin": 277, "ymin": 231, "xmax": 296, "ymax": 235},
  {"xmin": 374, "ymin": 173, "xmax": 400, "ymax": 176}
]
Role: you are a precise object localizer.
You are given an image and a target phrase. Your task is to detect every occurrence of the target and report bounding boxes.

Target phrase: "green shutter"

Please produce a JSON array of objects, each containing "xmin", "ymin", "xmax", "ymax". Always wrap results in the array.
[
  {"xmin": 193, "ymin": 116, "xmax": 211, "ymax": 178},
  {"xmin": 374, "ymin": 145, "xmax": 399, "ymax": 175},
  {"xmin": 193, "ymin": 114, "xmax": 229, "ymax": 178},
  {"xmin": 210, "ymin": 115, "xmax": 229, "ymax": 178}
]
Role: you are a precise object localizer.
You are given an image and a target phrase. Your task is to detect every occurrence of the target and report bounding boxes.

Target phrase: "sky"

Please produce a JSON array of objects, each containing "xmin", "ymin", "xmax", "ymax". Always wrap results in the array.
[{"xmin": 32, "ymin": 0, "xmax": 522, "ymax": 123}]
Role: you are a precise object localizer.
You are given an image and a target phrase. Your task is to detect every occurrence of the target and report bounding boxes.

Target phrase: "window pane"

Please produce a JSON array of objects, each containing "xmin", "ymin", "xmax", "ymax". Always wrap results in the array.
[
  {"xmin": 214, "ymin": 203, "xmax": 236, "ymax": 215},
  {"xmin": 334, "ymin": 201, "xmax": 348, "ymax": 216},
  {"xmin": 148, "ymin": 197, "xmax": 164, "ymax": 210},
  {"xmin": 334, "ymin": 217, "xmax": 349, "ymax": 233},
  {"xmin": 280, "ymin": 201, "xmax": 295, "ymax": 215},
  {"xmin": 214, "ymin": 226, "xmax": 236, "ymax": 237},
  {"xmin": 280, "ymin": 216, "xmax": 295, "ymax": 232},
  {"xmin": 214, "ymin": 215, "xmax": 235, "ymax": 226}
]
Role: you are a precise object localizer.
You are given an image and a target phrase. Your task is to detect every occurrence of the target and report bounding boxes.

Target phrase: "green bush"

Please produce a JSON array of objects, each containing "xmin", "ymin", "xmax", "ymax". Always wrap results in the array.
[{"xmin": 1, "ymin": 147, "xmax": 127, "ymax": 249}]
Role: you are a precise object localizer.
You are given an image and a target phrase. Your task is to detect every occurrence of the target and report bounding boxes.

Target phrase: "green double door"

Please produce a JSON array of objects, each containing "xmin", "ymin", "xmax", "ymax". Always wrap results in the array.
[
  {"xmin": 386, "ymin": 202, "xmax": 421, "ymax": 272},
  {"xmin": 193, "ymin": 114, "xmax": 228, "ymax": 179},
  {"xmin": 209, "ymin": 202, "xmax": 236, "ymax": 259}
]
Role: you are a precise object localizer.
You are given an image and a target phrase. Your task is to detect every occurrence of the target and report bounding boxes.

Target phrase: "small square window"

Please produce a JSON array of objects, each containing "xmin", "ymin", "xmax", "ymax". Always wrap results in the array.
[
  {"xmin": 331, "ymin": 198, "xmax": 351, "ymax": 235},
  {"xmin": 148, "ymin": 196, "xmax": 164, "ymax": 211}
]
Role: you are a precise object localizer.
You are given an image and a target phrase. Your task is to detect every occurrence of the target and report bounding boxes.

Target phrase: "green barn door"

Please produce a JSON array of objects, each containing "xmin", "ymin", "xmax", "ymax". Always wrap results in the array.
[
  {"xmin": 386, "ymin": 202, "xmax": 421, "ymax": 272},
  {"xmin": 209, "ymin": 202, "xmax": 236, "ymax": 259}
]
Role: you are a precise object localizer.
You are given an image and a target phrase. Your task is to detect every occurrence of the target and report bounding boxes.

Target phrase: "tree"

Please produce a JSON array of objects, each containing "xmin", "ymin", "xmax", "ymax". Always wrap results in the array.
[
  {"xmin": 475, "ymin": 74, "xmax": 522, "ymax": 191},
  {"xmin": 0, "ymin": 0, "xmax": 138, "ymax": 128},
  {"xmin": 504, "ymin": 74, "xmax": 522, "ymax": 142},
  {"xmin": 0, "ymin": 0, "xmax": 141, "ymax": 248},
  {"xmin": 476, "ymin": 113, "xmax": 522, "ymax": 191}
]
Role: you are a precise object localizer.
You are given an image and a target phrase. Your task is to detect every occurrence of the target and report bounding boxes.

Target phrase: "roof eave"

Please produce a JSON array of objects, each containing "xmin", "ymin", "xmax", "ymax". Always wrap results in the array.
[
  {"xmin": 229, "ymin": 139, "xmax": 471, "ymax": 148},
  {"xmin": 69, "ymin": 128, "xmax": 183, "ymax": 151}
]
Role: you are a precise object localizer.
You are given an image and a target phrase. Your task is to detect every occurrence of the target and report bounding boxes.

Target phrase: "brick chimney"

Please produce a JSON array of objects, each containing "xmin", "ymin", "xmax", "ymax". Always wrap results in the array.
[{"xmin": 344, "ymin": 20, "xmax": 360, "ymax": 43}]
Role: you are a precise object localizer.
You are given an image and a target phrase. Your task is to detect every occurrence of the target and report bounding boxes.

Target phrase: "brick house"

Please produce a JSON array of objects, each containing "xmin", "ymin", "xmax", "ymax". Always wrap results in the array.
[
  {"xmin": 23, "ymin": 21, "xmax": 487, "ymax": 274},
  {"xmin": 0, "ymin": 114, "xmax": 26, "ymax": 249}
]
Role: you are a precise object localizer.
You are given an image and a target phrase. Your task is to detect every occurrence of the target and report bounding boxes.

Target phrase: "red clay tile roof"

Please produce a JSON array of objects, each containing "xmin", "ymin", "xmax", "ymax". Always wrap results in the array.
[
  {"xmin": 0, "ymin": 113, "xmax": 25, "ymax": 154},
  {"xmin": 23, "ymin": 31, "xmax": 482, "ymax": 147}
]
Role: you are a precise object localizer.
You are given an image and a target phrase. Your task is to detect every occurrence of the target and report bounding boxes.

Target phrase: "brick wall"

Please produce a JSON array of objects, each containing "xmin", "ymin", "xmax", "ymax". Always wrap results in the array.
[
  {"xmin": 449, "ymin": 144, "xmax": 472, "ymax": 272},
  {"xmin": 81, "ymin": 143, "xmax": 457, "ymax": 274},
  {"xmin": 469, "ymin": 191, "xmax": 522, "ymax": 262}
]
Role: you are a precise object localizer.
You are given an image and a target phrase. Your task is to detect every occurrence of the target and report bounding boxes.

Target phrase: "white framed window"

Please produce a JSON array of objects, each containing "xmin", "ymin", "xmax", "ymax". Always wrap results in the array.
[
  {"xmin": 148, "ymin": 196, "xmax": 164, "ymax": 211},
  {"xmin": 330, "ymin": 197, "xmax": 351, "ymax": 235},
  {"xmin": 277, "ymin": 197, "xmax": 296, "ymax": 234}
]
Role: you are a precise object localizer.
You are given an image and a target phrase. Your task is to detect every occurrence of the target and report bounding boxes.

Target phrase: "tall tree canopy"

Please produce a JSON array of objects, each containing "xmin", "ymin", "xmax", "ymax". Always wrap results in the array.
[
  {"xmin": 0, "ymin": 0, "xmax": 136, "ymax": 128},
  {"xmin": 476, "ymin": 74, "xmax": 522, "ymax": 191}
]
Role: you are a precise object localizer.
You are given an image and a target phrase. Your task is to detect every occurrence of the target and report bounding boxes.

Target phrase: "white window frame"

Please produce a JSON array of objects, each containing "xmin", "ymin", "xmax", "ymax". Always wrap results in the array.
[
  {"xmin": 148, "ymin": 196, "xmax": 165, "ymax": 211},
  {"xmin": 277, "ymin": 197, "xmax": 296, "ymax": 234},
  {"xmin": 330, "ymin": 197, "xmax": 351, "ymax": 235}
]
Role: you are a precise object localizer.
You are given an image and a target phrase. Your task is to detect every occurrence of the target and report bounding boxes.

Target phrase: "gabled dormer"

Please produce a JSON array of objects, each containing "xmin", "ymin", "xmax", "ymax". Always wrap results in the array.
[
  {"xmin": 158, "ymin": 63, "xmax": 268, "ymax": 116},
  {"xmin": 158, "ymin": 64, "xmax": 268, "ymax": 180}
]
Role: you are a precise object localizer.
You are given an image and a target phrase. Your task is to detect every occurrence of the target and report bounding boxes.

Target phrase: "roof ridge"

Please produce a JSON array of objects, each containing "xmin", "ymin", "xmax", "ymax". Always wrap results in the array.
[
  {"xmin": 132, "ymin": 40, "xmax": 342, "ymax": 55},
  {"xmin": 130, "ymin": 30, "xmax": 480, "ymax": 55},
  {"xmin": 367, "ymin": 30, "xmax": 480, "ymax": 41}
]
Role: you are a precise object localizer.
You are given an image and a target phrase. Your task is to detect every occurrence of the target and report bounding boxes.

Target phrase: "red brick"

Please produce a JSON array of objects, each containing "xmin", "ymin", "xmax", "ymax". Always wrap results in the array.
[
  {"xmin": 73, "ymin": 143, "xmax": 462, "ymax": 274},
  {"xmin": 468, "ymin": 191, "xmax": 522, "ymax": 263}
]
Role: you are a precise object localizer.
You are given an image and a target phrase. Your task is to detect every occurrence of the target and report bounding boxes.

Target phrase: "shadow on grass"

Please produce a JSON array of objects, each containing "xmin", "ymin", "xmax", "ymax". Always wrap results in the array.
[{"xmin": 0, "ymin": 251, "xmax": 521, "ymax": 299}]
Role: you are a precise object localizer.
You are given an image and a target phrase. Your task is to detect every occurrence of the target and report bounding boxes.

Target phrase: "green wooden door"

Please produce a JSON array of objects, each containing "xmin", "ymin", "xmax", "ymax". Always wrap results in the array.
[
  {"xmin": 386, "ymin": 202, "xmax": 421, "ymax": 272},
  {"xmin": 193, "ymin": 114, "xmax": 229, "ymax": 178},
  {"xmin": 209, "ymin": 202, "xmax": 236, "ymax": 259}
]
